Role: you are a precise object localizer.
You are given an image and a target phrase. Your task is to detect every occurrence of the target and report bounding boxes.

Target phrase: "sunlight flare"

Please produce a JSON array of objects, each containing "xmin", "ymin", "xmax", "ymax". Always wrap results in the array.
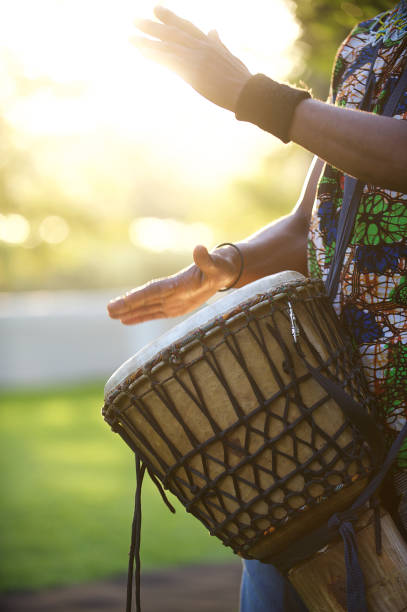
[
  {"xmin": 39, "ymin": 216, "xmax": 70, "ymax": 245},
  {"xmin": 129, "ymin": 217, "xmax": 214, "ymax": 253},
  {"xmin": 0, "ymin": 213, "xmax": 30, "ymax": 244},
  {"xmin": 1, "ymin": 0, "xmax": 300, "ymax": 184}
]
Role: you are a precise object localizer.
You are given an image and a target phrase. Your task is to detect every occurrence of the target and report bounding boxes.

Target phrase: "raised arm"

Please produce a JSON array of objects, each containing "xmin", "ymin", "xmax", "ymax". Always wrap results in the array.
[
  {"xmin": 134, "ymin": 7, "xmax": 407, "ymax": 192},
  {"xmin": 291, "ymin": 100, "xmax": 406, "ymax": 192}
]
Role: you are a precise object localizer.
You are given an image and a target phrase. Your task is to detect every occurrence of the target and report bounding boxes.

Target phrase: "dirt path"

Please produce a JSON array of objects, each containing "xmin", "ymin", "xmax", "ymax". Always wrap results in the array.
[{"xmin": 0, "ymin": 563, "xmax": 242, "ymax": 612}]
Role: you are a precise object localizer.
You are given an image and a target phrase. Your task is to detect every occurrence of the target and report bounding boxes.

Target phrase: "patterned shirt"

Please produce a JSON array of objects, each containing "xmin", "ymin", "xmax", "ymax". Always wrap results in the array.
[{"xmin": 308, "ymin": 1, "xmax": 407, "ymax": 467}]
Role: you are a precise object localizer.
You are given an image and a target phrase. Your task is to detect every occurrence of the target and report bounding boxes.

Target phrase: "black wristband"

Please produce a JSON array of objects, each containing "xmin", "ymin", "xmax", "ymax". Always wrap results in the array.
[
  {"xmin": 216, "ymin": 243, "xmax": 244, "ymax": 292},
  {"xmin": 235, "ymin": 74, "xmax": 311, "ymax": 143}
]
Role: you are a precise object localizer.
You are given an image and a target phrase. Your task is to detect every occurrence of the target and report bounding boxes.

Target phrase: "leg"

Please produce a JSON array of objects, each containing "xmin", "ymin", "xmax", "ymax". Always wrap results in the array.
[{"xmin": 240, "ymin": 559, "xmax": 308, "ymax": 612}]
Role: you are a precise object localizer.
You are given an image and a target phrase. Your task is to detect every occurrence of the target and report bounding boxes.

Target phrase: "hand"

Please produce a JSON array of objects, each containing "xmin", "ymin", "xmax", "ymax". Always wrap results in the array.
[
  {"xmin": 133, "ymin": 5, "xmax": 252, "ymax": 112},
  {"xmin": 107, "ymin": 244, "xmax": 240, "ymax": 325}
]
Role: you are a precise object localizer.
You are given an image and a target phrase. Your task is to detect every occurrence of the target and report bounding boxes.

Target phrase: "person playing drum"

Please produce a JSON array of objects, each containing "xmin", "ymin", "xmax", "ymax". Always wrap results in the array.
[{"xmin": 107, "ymin": 3, "xmax": 407, "ymax": 610}]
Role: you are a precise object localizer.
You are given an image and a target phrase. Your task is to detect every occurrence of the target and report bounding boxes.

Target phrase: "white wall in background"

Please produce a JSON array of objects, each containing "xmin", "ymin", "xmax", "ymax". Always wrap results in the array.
[{"xmin": 0, "ymin": 290, "xmax": 182, "ymax": 389}]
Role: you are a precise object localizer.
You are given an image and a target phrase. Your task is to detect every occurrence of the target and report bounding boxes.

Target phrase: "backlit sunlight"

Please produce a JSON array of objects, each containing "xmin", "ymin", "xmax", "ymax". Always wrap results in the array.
[
  {"xmin": 0, "ymin": 0, "xmax": 300, "ymax": 187},
  {"xmin": 129, "ymin": 217, "xmax": 214, "ymax": 252}
]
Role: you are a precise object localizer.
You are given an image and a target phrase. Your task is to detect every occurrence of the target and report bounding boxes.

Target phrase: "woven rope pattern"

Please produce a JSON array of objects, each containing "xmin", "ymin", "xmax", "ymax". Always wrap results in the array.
[{"xmin": 103, "ymin": 279, "xmax": 375, "ymax": 557}]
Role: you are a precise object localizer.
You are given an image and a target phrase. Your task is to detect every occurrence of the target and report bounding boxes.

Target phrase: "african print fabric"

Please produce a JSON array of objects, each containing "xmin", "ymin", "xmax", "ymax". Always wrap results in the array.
[{"xmin": 308, "ymin": 1, "xmax": 407, "ymax": 467}]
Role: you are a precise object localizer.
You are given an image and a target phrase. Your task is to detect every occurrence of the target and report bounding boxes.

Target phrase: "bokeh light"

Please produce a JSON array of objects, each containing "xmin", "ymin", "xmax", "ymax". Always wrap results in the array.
[
  {"xmin": 0, "ymin": 0, "xmax": 300, "ymax": 187},
  {"xmin": 129, "ymin": 217, "xmax": 214, "ymax": 253},
  {"xmin": 0, "ymin": 213, "xmax": 30, "ymax": 244},
  {"xmin": 0, "ymin": 0, "xmax": 308, "ymax": 291},
  {"xmin": 39, "ymin": 216, "xmax": 70, "ymax": 245}
]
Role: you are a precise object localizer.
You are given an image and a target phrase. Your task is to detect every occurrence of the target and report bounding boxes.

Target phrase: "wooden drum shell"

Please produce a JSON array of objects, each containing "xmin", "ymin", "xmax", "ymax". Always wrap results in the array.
[{"xmin": 288, "ymin": 508, "xmax": 407, "ymax": 611}]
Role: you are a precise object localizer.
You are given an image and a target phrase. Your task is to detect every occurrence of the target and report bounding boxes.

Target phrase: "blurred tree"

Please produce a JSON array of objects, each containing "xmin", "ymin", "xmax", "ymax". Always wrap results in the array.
[
  {"xmin": 210, "ymin": 147, "xmax": 314, "ymax": 242},
  {"xmin": 0, "ymin": 0, "xmax": 395, "ymax": 292},
  {"xmin": 293, "ymin": 0, "xmax": 391, "ymax": 98}
]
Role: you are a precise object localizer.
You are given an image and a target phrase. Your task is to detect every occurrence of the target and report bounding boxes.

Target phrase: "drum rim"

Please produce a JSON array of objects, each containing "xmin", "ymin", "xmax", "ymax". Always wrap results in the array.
[{"xmin": 104, "ymin": 272, "xmax": 325, "ymax": 400}]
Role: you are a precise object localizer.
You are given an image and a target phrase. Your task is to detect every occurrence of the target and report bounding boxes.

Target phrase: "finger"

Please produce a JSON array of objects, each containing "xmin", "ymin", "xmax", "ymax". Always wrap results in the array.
[
  {"xmin": 133, "ymin": 38, "xmax": 193, "ymax": 83},
  {"xmin": 154, "ymin": 6, "xmax": 207, "ymax": 41},
  {"xmin": 135, "ymin": 19, "xmax": 197, "ymax": 48},
  {"xmin": 120, "ymin": 299, "xmax": 188, "ymax": 324},
  {"xmin": 107, "ymin": 280, "xmax": 167, "ymax": 317},
  {"xmin": 121, "ymin": 300, "xmax": 168, "ymax": 320},
  {"xmin": 132, "ymin": 36, "xmax": 174, "ymax": 53},
  {"xmin": 132, "ymin": 36, "xmax": 183, "ymax": 69},
  {"xmin": 132, "ymin": 35, "xmax": 185, "ymax": 63},
  {"xmin": 121, "ymin": 311, "xmax": 168, "ymax": 325},
  {"xmin": 193, "ymin": 244, "xmax": 218, "ymax": 276},
  {"xmin": 207, "ymin": 30, "xmax": 230, "ymax": 55},
  {"xmin": 108, "ymin": 298, "xmax": 163, "ymax": 320},
  {"xmin": 107, "ymin": 293, "xmax": 135, "ymax": 317},
  {"xmin": 208, "ymin": 29, "xmax": 249, "ymax": 71},
  {"xmin": 207, "ymin": 29, "xmax": 230, "ymax": 53},
  {"xmin": 208, "ymin": 29, "xmax": 221, "ymax": 43}
]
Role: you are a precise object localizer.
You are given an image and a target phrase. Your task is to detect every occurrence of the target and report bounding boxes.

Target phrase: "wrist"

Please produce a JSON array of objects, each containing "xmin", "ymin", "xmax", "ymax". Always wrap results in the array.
[
  {"xmin": 235, "ymin": 74, "xmax": 311, "ymax": 143},
  {"xmin": 230, "ymin": 73, "xmax": 252, "ymax": 113},
  {"xmin": 214, "ymin": 242, "xmax": 244, "ymax": 291}
]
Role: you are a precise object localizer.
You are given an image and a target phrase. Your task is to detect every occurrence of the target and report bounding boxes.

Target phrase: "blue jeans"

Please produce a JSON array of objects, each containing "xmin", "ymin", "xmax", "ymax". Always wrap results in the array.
[{"xmin": 240, "ymin": 560, "xmax": 308, "ymax": 612}]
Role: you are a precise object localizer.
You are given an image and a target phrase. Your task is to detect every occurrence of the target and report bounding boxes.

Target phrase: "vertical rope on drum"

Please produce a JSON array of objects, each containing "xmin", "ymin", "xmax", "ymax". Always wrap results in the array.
[{"xmin": 126, "ymin": 456, "xmax": 146, "ymax": 612}]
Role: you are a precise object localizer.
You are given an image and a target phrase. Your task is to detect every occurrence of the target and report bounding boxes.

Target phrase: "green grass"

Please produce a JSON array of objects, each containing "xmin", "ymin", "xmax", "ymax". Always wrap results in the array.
[{"xmin": 0, "ymin": 383, "xmax": 235, "ymax": 591}]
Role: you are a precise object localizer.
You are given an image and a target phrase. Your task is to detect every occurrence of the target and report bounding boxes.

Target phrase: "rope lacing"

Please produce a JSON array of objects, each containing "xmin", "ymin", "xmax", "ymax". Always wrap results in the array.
[{"xmin": 126, "ymin": 455, "xmax": 176, "ymax": 612}]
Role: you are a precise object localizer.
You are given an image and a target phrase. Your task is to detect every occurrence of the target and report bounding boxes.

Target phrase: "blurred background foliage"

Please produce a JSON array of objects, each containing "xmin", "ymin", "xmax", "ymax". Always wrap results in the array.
[
  {"xmin": 0, "ymin": 0, "xmax": 391, "ymax": 292},
  {"xmin": 295, "ymin": 0, "xmax": 391, "ymax": 98},
  {"xmin": 0, "ymin": 384, "xmax": 234, "ymax": 590},
  {"xmin": 0, "ymin": 0, "xmax": 395, "ymax": 593}
]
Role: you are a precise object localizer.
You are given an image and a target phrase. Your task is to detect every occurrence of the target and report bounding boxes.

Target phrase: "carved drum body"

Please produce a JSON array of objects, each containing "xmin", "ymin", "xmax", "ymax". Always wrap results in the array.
[{"xmin": 103, "ymin": 271, "xmax": 374, "ymax": 562}]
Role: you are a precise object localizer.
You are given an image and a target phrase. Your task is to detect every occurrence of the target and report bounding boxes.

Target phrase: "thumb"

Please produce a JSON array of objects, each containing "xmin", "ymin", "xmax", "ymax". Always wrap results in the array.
[
  {"xmin": 208, "ymin": 29, "xmax": 224, "ymax": 45},
  {"xmin": 208, "ymin": 29, "xmax": 232, "ymax": 56},
  {"xmin": 193, "ymin": 244, "xmax": 218, "ymax": 276}
]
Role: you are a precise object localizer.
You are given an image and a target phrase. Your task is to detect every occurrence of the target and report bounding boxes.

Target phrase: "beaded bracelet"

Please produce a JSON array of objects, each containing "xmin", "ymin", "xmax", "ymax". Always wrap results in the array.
[{"xmin": 216, "ymin": 242, "xmax": 244, "ymax": 292}]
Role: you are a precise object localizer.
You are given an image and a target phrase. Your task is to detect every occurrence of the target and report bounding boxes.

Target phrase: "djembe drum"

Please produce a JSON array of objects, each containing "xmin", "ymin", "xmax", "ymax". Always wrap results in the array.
[{"xmin": 103, "ymin": 271, "xmax": 407, "ymax": 610}]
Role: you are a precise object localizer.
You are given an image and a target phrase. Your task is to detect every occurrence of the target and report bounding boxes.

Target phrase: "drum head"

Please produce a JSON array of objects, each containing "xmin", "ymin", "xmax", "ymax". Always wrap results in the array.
[{"xmin": 105, "ymin": 271, "xmax": 305, "ymax": 398}]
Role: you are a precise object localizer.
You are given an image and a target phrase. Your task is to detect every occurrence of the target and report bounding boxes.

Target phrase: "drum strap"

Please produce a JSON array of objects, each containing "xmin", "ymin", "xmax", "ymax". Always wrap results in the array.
[{"xmin": 302, "ymin": 358, "xmax": 385, "ymax": 459}]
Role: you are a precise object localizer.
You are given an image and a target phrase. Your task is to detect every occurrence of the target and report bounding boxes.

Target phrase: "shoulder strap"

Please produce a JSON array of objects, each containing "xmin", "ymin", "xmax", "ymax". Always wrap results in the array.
[{"xmin": 325, "ymin": 58, "xmax": 407, "ymax": 301}]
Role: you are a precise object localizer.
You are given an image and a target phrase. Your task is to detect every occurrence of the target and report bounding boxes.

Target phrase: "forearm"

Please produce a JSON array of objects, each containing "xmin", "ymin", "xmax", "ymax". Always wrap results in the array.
[
  {"xmin": 234, "ymin": 212, "xmax": 309, "ymax": 285},
  {"xmin": 290, "ymin": 99, "xmax": 407, "ymax": 192},
  {"xmin": 215, "ymin": 156, "xmax": 322, "ymax": 287},
  {"xmin": 135, "ymin": 9, "xmax": 407, "ymax": 193},
  {"xmin": 236, "ymin": 75, "xmax": 407, "ymax": 193},
  {"xmin": 213, "ymin": 214, "xmax": 307, "ymax": 288}
]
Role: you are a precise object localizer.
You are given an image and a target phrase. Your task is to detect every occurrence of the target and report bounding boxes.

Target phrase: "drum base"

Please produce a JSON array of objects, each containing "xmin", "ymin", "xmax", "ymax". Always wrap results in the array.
[
  {"xmin": 249, "ymin": 478, "xmax": 368, "ymax": 563},
  {"xmin": 288, "ymin": 509, "xmax": 407, "ymax": 612}
]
